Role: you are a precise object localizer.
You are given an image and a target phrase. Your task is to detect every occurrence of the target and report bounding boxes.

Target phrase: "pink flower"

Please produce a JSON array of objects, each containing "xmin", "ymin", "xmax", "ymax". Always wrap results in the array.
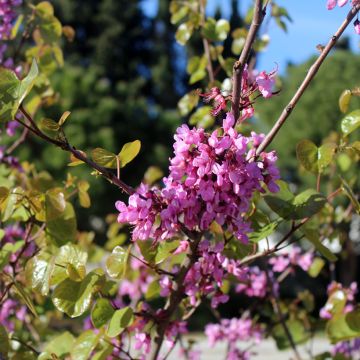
[
  {"xmin": 255, "ymin": 67, "xmax": 277, "ymax": 99},
  {"xmin": 159, "ymin": 276, "xmax": 173, "ymax": 297},
  {"xmin": 354, "ymin": 19, "xmax": 360, "ymax": 34},
  {"xmin": 134, "ymin": 332, "xmax": 151, "ymax": 354},
  {"xmin": 200, "ymin": 87, "xmax": 227, "ymax": 116}
]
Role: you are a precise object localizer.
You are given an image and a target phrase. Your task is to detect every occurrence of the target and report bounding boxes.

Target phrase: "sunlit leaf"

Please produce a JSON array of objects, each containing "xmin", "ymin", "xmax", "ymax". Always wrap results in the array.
[
  {"xmin": 339, "ymin": 89, "xmax": 352, "ymax": 113},
  {"xmin": 91, "ymin": 148, "xmax": 117, "ymax": 168},
  {"xmin": 106, "ymin": 246, "xmax": 129, "ymax": 279},
  {"xmin": 70, "ymin": 330, "xmax": 100, "ymax": 360},
  {"xmin": 341, "ymin": 110, "xmax": 360, "ymax": 136},
  {"xmin": 0, "ymin": 325, "xmax": 9, "ymax": 359},
  {"xmin": 106, "ymin": 307, "xmax": 134, "ymax": 338},
  {"xmin": 118, "ymin": 140, "xmax": 141, "ymax": 168},
  {"xmin": 91, "ymin": 298, "xmax": 115, "ymax": 328},
  {"xmin": 52, "ymin": 271, "xmax": 102, "ymax": 318}
]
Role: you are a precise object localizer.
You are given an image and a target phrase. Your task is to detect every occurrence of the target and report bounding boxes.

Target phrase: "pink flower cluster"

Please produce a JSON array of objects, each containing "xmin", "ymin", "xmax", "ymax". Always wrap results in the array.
[
  {"xmin": 236, "ymin": 266, "xmax": 268, "ymax": 298},
  {"xmin": 326, "ymin": 0, "xmax": 360, "ymax": 34},
  {"xmin": 182, "ymin": 240, "xmax": 245, "ymax": 308},
  {"xmin": 331, "ymin": 339, "xmax": 360, "ymax": 359},
  {"xmin": 0, "ymin": 0, "xmax": 22, "ymax": 62},
  {"xmin": 200, "ymin": 67, "xmax": 277, "ymax": 119},
  {"xmin": 116, "ymin": 113, "xmax": 280, "ymax": 243},
  {"xmin": 269, "ymin": 246, "xmax": 314, "ymax": 273},
  {"xmin": 0, "ymin": 299, "xmax": 27, "ymax": 331},
  {"xmin": 205, "ymin": 316, "xmax": 263, "ymax": 360},
  {"xmin": 320, "ymin": 281, "xmax": 358, "ymax": 319}
]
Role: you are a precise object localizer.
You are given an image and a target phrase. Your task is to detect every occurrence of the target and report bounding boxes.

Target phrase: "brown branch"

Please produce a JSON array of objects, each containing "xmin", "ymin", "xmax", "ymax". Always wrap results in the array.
[
  {"xmin": 270, "ymin": 288, "xmax": 303, "ymax": 360},
  {"xmin": 5, "ymin": 126, "xmax": 29, "ymax": 155},
  {"xmin": 150, "ymin": 232, "xmax": 202, "ymax": 360},
  {"xmin": 18, "ymin": 106, "xmax": 135, "ymax": 195},
  {"xmin": 240, "ymin": 185, "xmax": 343, "ymax": 267},
  {"xmin": 199, "ymin": 0, "xmax": 215, "ymax": 83},
  {"xmin": 231, "ymin": 0, "xmax": 265, "ymax": 121},
  {"xmin": 256, "ymin": 4, "xmax": 360, "ymax": 155}
]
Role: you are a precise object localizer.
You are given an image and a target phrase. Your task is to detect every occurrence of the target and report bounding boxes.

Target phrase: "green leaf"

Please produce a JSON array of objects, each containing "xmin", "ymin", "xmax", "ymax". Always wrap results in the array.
[
  {"xmin": 91, "ymin": 148, "xmax": 117, "ymax": 168},
  {"xmin": 0, "ymin": 325, "xmax": 9, "ymax": 359},
  {"xmin": 175, "ymin": 22, "xmax": 193, "ymax": 45},
  {"xmin": 189, "ymin": 69, "xmax": 207, "ymax": 84},
  {"xmin": 0, "ymin": 187, "xmax": 9, "ymax": 206},
  {"xmin": 91, "ymin": 298, "xmax": 115, "ymax": 328},
  {"xmin": 35, "ymin": 1, "xmax": 62, "ymax": 44},
  {"xmin": 70, "ymin": 330, "xmax": 100, "ymax": 360},
  {"xmin": 0, "ymin": 68, "xmax": 20, "ymax": 122},
  {"xmin": 19, "ymin": 60, "xmax": 39, "ymax": 104},
  {"xmin": 178, "ymin": 91, "xmax": 199, "ymax": 116},
  {"xmin": 341, "ymin": 110, "xmax": 360, "ymax": 136},
  {"xmin": 264, "ymin": 180, "xmax": 294, "ymax": 219},
  {"xmin": 318, "ymin": 143, "xmax": 337, "ymax": 172},
  {"xmin": 291, "ymin": 189, "xmax": 327, "ymax": 219},
  {"xmin": 215, "ymin": 19, "xmax": 230, "ymax": 41},
  {"xmin": 106, "ymin": 246, "xmax": 129, "ymax": 279},
  {"xmin": 189, "ymin": 106, "xmax": 214, "ymax": 129},
  {"xmin": 273, "ymin": 320, "xmax": 309, "ymax": 350},
  {"xmin": 106, "ymin": 307, "xmax": 134, "ymax": 338},
  {"xmin": 137, "ymin": 240, "xmax": 158, "ymax": 264},
  {"xmin": 25, "ymin": 252, "xmax": 54, "ymax": 295},
  {"xmin": 249, "ymin": 220, "xmax": 281, "ymax": 243},
  {"xmin": 92, "ymin": 344, "xmax": 114, "ymax": 360},
  {"xmin": 38, "ymin": 332, "xmax": 74, "ymax": 360},
  {"xmin": 58, "ymin": 110, "xmax": 71, "ymax": 126},
  {"xmin": 341, "ymin": 177, "xmax": 360, "ymax": 215},
  {"xmin": 203, "ymin": 18, "xmax": 230, "ymax": 41},
  {"xmin": 39, "ymin": 118, "xmax": 60, "ymax": 137},
  {"xmin": 327, "ymin": 312, "xmax": 360, "ymax": 343},
  {"xmin": 45, "ymin": 188, "xmax": 66, "ymax": 221},
  {"xmin": 0, "ymin": 59, "xmax": 38, "ymax": 122},
  {"xmin": 303, "ymin": 229, "xmax": 337, "ymax": 262},
  {"xmin": 13, "ymin": 281, "xmax": 38, "ymax": 317},
  {"xmin": 155, "ymin": 240, "xmax": 179, "ymax": 264},
  {"xmin": 296, "ymin": 140, "xmax": 336, "ymax": 173},
  {"xmin": 118, "ymin": 140, "xmax": 141, "ymax": 168},
  {"xmin": 47, "ymin": 202, "xmax": 77, "ymax": 246},
  {"xmin": 346, "ymin": 308, "xmax": 360, "ymax": 332},
  {"xmin": 323, "ymin": 290, "xmax": 347, "ymax": 319},
  {"xmin": 54, "ymin": 244, "xmax": 88, "ymax": 283},
  {"xmin": 52, "ymin": 271, "xmax": 102, "ymax": 318},
  {"xmin": 145, "ymin": 280, "xmax": 161, "ymax": 300},
  {"xmin": 339, "ymin": 89, "xmax": 352, "ymax": 113},
  {"xmin": 308, "ymin": 257, "xmax": 325, "ymax": 278},
  {"xmin": 265, "ymin": 186, "xmax": 326, "ymax": 220},
  {"xmin": 78, "ymin": 180, "xmax": 91, "ymax": 208},
  {"xmin": 170, "ymin": 6, "xmax": 189, "ymax": 24},
  {"xmin": 144, "ymin": 166, "xmax": 163, "ymax": 185}
]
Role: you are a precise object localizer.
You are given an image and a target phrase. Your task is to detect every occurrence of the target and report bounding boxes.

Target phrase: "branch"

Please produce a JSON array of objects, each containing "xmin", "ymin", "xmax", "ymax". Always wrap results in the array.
[
  {"xmin": 231, "ymin": 0, "xmax": 265, "ymax": 121},
  {"xmin": 240, "ymin": 186, "xmax": 343, "ymax": 267},
  {"xmin": 150, "ymin": 232, "xmax": 202, "ymax": 360},
  {"xmin": 256, "ymin": 4, "xmax": 360, "ymax": 155},
  {"xmin": 18, "ymin": 106, "xmax": 135, "ymax": 195},
  {"xmin": 199, "ymin": 0, "xmax": 215, "ymax": 83},
  {"xmin": 270, "ymin": 285, "xmax": 303, "ymax": 360}
]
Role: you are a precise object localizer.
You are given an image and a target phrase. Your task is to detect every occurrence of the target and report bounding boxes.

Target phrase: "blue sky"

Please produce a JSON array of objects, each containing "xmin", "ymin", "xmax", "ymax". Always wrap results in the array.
[{"xmin": 142, "ymin": 0, "xmax": 360, "ymax": 73}]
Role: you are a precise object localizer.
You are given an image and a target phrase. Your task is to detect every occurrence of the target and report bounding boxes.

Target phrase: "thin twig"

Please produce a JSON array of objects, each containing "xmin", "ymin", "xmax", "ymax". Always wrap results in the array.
[
  {"xmin": 18, "ymin": 106, "xmax": 135, "ymax": 195},
  {"xmin": 150, "ymin": 232, "xmax": 202, "ymax": 360},
  {"xmin": 6, "ymin": 126, "xmax": 29, "ymax": 154},
  {"xmin": 256, "ymin": 4, "xmax": 360, "ymax": 155},
  {"xmin": 11, "ymin": 337, "xmax": 40, "ymax": 355},
  {"xmin": 231, "ymin": 0, "xmax": 265, "ymax": 121},
  {"xmin": 270, "ymin": 292, "xmax": 302, "ymax": 360},
  {"xmin": 199, "ymin": 0, "xmax": 215, "ymax": 83}
]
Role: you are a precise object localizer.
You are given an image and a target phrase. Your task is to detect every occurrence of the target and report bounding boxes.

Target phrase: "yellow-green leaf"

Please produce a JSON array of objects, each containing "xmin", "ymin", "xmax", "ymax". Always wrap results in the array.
[{"xmin": 118, "ymin": 140, "xmax": 141, "ymax": 168}]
